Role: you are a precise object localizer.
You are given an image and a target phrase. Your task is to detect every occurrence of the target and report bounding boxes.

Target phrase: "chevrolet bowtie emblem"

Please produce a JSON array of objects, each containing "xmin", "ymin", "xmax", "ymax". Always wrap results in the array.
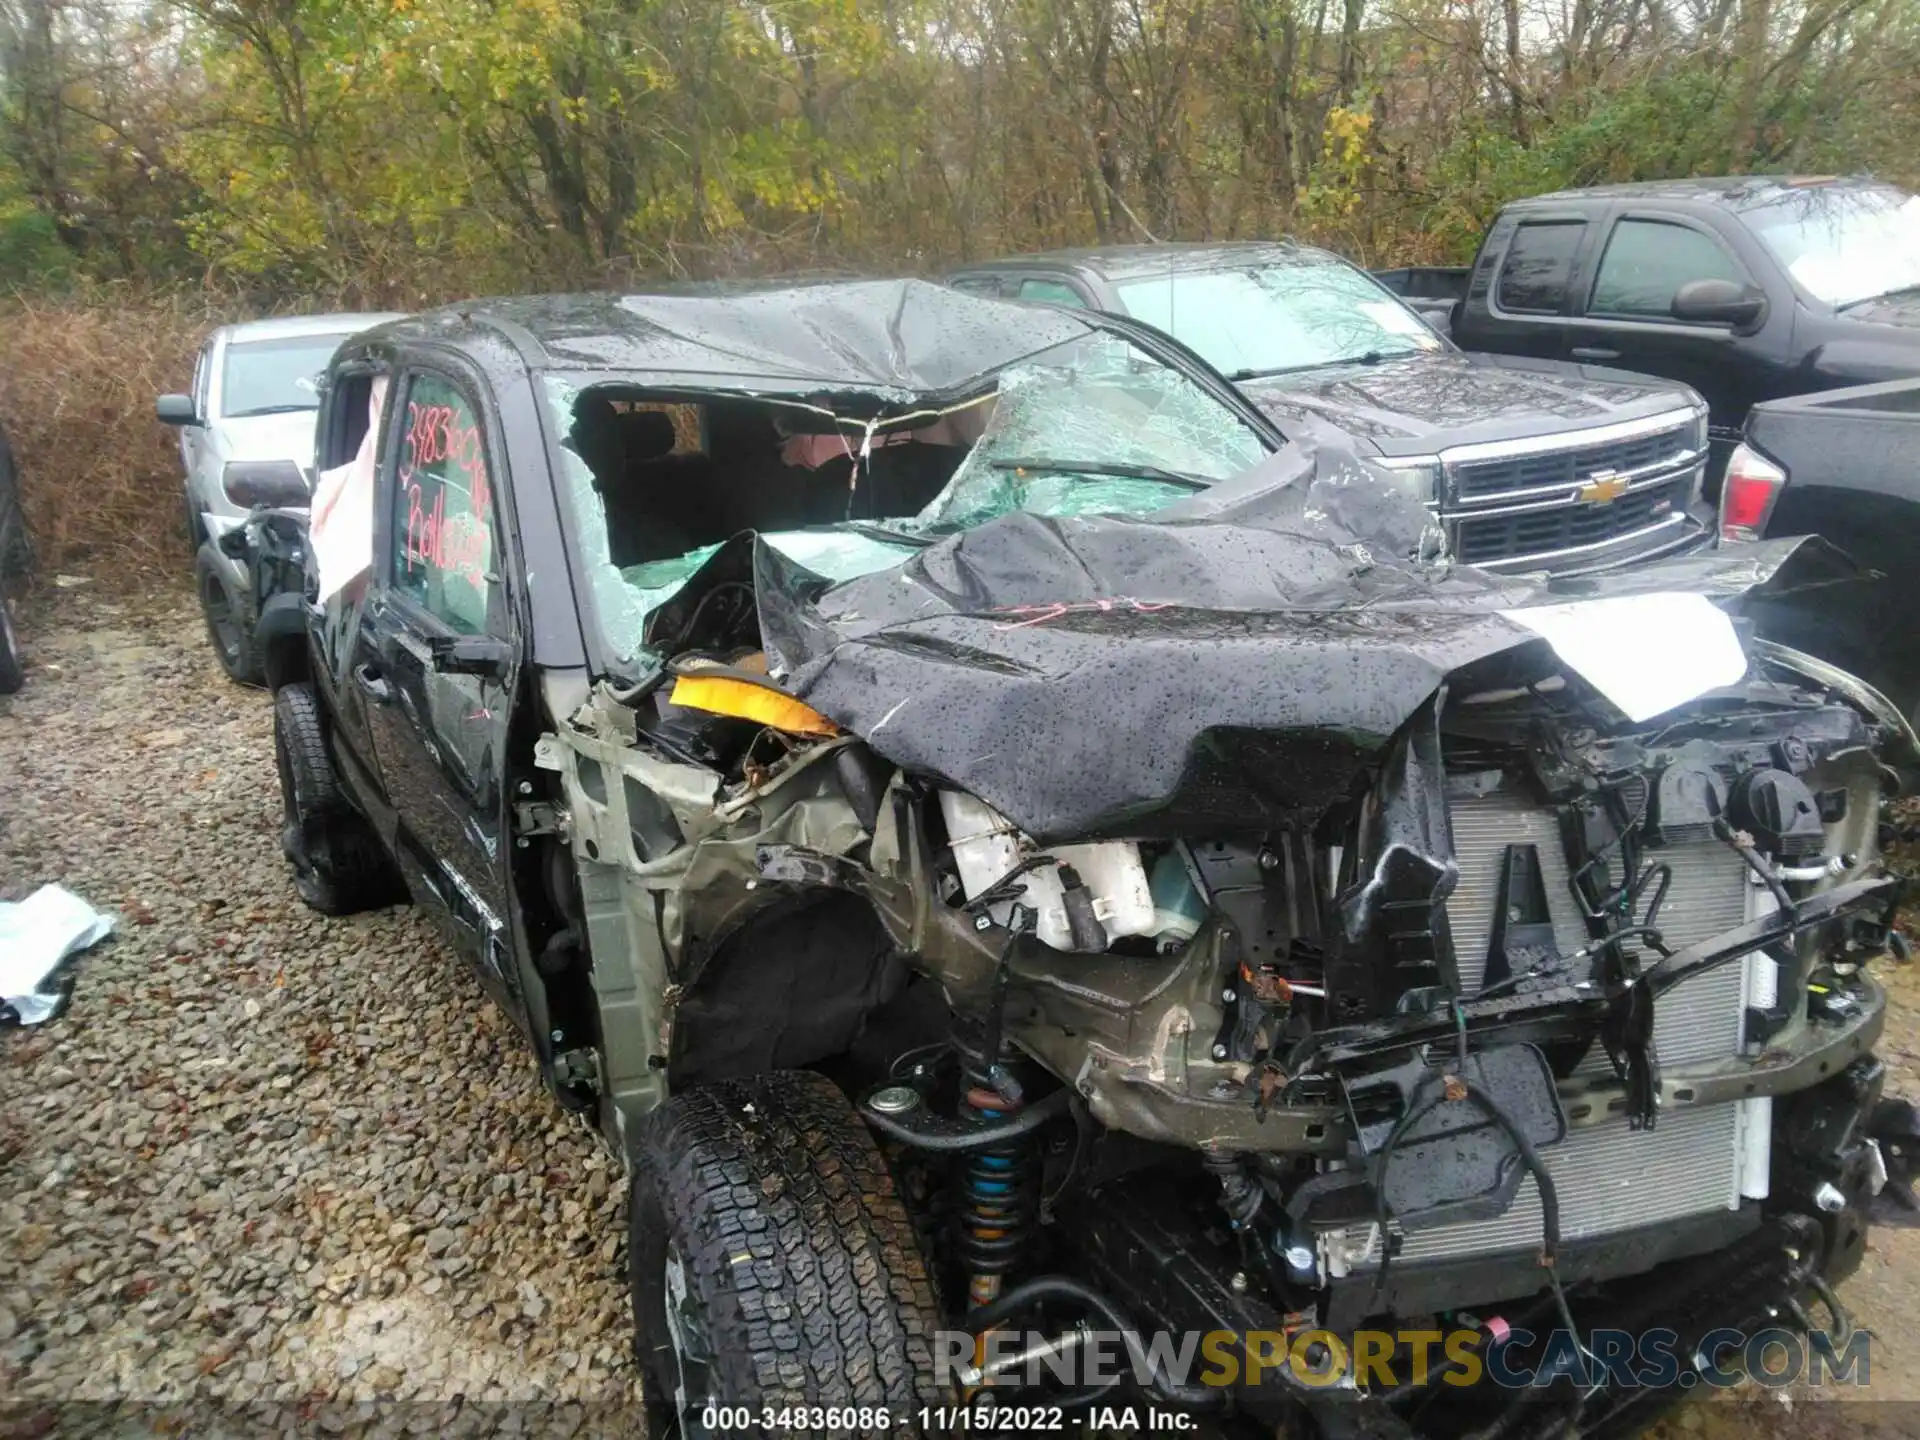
[{"xmin": 1578, "ymin": 471, "xmax": 1629, "ymax": 504}]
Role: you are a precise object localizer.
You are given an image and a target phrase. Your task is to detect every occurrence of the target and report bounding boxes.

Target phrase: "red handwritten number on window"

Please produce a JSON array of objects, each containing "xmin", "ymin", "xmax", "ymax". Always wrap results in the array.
[{"xmin": 400, "ymin": 396, "xmax": 491, "ymax": 590}]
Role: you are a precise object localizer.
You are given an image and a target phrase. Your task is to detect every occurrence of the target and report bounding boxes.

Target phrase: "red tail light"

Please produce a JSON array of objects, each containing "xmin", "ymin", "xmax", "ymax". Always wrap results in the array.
[{"xmin": 1718, "ymin": 443, "xmax": 1786, "ymax": 542}]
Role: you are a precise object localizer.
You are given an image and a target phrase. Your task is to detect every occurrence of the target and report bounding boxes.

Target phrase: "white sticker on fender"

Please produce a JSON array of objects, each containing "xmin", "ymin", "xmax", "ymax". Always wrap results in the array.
[{"xmin": 1499, "ymin": 591, "xmax": 1747, "ymax": 723}]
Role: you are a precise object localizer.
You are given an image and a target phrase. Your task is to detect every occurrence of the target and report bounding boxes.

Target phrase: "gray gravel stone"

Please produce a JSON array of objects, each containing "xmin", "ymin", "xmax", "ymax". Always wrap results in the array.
[{"xmin": 0, "ymin": 590, "xmax": 643, "ymax": 1414}]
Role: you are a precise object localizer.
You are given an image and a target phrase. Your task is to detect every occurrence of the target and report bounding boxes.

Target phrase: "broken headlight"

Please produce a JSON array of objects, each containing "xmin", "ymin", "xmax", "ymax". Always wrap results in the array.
[
  {"xmin": 221, "ymin": 459, "xmax": 310, "ymax": 509},
  {"xmin": 1373, "ymin": 456, "xmax": 1440, "ymax": 507}
]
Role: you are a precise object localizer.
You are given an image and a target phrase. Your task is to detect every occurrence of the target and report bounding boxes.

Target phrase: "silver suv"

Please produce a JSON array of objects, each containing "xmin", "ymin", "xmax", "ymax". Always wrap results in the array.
[{"xmin": 157, "ymin": 313, "xmax": 401, "ymax": 682}]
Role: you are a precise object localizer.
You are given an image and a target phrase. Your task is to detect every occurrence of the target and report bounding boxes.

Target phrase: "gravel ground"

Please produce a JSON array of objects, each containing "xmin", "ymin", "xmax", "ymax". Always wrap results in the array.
[
  {"xmin": 2, "ymin": 583, "xmax": 1918, "ymax": 1438},
  {"xmin": 0, "ymin": 586, "xmax": 644, "ymax": 1427}
]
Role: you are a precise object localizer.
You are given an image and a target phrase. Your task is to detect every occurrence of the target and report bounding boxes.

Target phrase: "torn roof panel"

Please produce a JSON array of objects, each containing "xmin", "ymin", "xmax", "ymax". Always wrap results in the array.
[{"xmin": 378, "ymin": 281, "xmax": 1100, "ymax": 397}]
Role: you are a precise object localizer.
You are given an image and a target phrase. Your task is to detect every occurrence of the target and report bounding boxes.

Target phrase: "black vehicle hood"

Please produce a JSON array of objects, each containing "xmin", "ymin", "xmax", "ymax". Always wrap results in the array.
[
  {"xmin": 1237, "ymin": 350, "xmax": 1698, "ymax": 458},
  {"xmin": 656, "ymin": 438, "xmax": 1855, "ymax": 843}
]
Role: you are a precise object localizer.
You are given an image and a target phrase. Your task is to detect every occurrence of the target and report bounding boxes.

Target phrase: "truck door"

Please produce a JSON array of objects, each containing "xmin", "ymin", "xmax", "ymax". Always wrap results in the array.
[
  {"xmin": 1463, "ymin": 208, "xmax": 1599, "ymax": 361},
  {"xmin": 307, "ymin": 366, "xmax": 397, "ymax": 836},
  {"xmin": 1568, "ymin": 211, "xmax": 1762, "ymax": 460},
  {"xmin": 358, "ymin": 366, "xmax": 523, "ymax": 1002}
]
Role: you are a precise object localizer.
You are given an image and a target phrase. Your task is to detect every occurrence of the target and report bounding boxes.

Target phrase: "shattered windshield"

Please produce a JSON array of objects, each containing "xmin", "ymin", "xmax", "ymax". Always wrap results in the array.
[
  {"xmin": 1113, "ymin": 260, "xmax": 1443, "ymax": 380},
  {"xmin": 543, "ymin": 330, "xmax": 1272, "ymax": 666}
]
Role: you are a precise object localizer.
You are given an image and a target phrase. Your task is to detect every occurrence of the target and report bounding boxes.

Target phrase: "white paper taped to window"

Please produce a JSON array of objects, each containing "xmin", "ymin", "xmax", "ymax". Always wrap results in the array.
[
  {"xmin": 309, "ymin": 373, "xmax": 388, "ymax": 603},
  {"xmin": 1499, "ymin": 592, "xmax": 1747, "ymax": 723}
]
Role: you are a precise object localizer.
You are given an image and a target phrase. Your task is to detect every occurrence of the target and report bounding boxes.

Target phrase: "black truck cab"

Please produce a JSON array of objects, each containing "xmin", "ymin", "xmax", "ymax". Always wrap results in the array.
[{"xmin": 1434, "ymin": 177, "xmax": 1920, "ymax": 463}]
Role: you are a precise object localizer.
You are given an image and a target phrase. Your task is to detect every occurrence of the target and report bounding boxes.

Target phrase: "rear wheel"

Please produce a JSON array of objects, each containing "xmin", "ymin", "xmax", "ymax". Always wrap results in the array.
[
  {"xmin": 629, "ymin": 1070, "xmax": 947, "ymax": 1438},
  {"xmin": 196, "ymin": 540, "xmax": 261, "ymax": 685},
  {"xmin": 273, "ymin": 682, "xmax": 405, "ymax": 915},
  {"xmin": 0, "ymin": 597, "xmax": 22, "ymax": 695}
]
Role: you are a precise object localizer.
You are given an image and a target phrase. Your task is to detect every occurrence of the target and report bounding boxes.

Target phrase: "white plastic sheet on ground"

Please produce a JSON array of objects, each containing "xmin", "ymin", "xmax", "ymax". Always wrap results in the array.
[
  {"xmin": 0, "ymin": 884, "xmax": 114, "ymax": 1025},
  {"xmin": 1500, "ymin": 591, "xmax": 1748, "ymax": 723}
]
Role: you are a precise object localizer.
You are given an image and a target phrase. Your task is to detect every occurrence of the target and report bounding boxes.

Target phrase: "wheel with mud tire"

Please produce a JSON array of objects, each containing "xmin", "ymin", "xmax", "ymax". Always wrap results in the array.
[
  {"xmin": 196, "ymin": 540, "xmax": 261, "ymax": 684},
  {"xmin": 629, "ymin": 1069, "xmax": 948, "ymax": 1438},
  {"xmin": 0, "ymin": 597, "xmax": 22, "ymax": 695},
  {"xmin": 273, "ymin": 682, "xmax": 405, "ymax": 915}
]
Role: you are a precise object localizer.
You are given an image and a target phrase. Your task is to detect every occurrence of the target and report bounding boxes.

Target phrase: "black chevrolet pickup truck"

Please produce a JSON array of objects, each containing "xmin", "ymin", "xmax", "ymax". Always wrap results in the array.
[
  {"xmin": 237, "ymin": 279, "xmax": 1912, "ymax": 1440},
  {"xmin": 1376, "ymin": 176, "xmax": 1920, "ymax": 470},
  {"xmin": 949, "ymin": 243, "xmax": 1715, "ymax": 577}
]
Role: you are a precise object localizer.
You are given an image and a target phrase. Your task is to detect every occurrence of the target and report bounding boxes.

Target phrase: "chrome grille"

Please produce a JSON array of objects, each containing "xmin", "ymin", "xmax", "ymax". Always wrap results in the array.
[
  {"xmin": 1450, "ymin": 421, "xmax": 1698, "ymax": 504},
  {"xmin": 1453, "ymin": 477, "xmax": 1693, "ymax": 566},
  {"xmin": 1340, "ymin": 1101, "xmax": 1745, "ymax": 1266},
  {"xmin": 1446, "ymin": 788, "xmax": 1746, "ymax": 1069}
]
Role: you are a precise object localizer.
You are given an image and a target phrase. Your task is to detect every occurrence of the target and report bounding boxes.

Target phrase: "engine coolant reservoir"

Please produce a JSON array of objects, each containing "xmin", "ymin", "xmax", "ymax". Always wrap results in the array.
[{"xmin": 939, "ymin": 791, "xmax": 1156, "ymax": 953}]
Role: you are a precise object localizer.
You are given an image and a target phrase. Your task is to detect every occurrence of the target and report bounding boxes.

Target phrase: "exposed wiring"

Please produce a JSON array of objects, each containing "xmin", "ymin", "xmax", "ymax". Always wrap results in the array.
[
  {"xmin": 888, "ymin": 1039, "xmax": 954, "ymax": 1081},
  {"xmin": 1040, "ymin": 1094, "xmax": 1095, "ymax": 1213},
  {"xmin": 977, "ymin": 904, "xmax": 1037, "ymax": 1100},
  {"xmin": 1367, "ymin": 1068, "xmax": 1587, "ymax": 1383},
  {"xmin": 1714, "ymin": 816, "xmax": 1796, "ymax": 912},
  {"xmin": 968, "ymin": 1277, "xmax": 1225, "ymax": 1410},
  {"xmin": 659, "ymin": 580, "xmax": 756, "ymax": 653}
]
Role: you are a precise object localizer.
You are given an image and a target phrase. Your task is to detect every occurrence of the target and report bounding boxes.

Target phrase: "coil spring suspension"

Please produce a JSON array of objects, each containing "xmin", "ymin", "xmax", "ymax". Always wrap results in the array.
[{"xmin": 955, "ymin": 1043, "xmax": 1039, "ymax": 1307}]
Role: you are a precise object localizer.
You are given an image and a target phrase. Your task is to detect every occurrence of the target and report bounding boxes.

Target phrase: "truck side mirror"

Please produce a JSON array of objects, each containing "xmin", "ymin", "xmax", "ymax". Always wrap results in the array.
[
  {"xmin": 1671, "ymin": 279, "xmax": 1767, "ymax": 333},
  {"xmin": 155, "ymin": 393, "xmax": 200, "ymax": 427},
  {"xmin": 429, "ymin": 634, "xmax": 513, "ymax": 678}
]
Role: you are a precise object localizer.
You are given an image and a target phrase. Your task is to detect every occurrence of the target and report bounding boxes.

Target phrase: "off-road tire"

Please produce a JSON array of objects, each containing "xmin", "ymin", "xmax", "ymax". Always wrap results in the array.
[
  {"xmin": 629, "ymin": 1069, "xmax": 948, "ymax": 1438},
  {"xmin": 273, "ymin": 682, "xmax": 405, "ymax": 915},
  {"xmin": 196, "ymin": 540, "xmax": 262, "ymax": 685},
  {"xmin": 0, "ymin": 598, "xmax": 22, "ymax": 694}
]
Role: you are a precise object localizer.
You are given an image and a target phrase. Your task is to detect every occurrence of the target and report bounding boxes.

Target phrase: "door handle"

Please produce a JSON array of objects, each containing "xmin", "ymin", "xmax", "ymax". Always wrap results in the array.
[
  {"xmin": 353, "ymin": 662, "xmax": 392, "ymax": 703},
  {"xmin": 1571, "ymin": 345, "xmax": 1621, "ymax": 361}
]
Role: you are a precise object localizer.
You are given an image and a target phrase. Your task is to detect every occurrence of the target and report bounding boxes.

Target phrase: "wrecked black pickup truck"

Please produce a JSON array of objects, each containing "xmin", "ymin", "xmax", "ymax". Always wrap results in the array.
[{"xmin": 245, "ymin": 280, "xmax": 1910, "ymax": 1439}]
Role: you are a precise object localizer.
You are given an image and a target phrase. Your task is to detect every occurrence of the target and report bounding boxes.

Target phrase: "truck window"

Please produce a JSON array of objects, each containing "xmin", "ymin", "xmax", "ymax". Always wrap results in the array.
[
  {"xmin": 390, "ymin": 372, "xmax": 496, "ymax": 635},
  {"xmin": 1496, "ymin": 220, "xmax": 1586, "ymax": 314},
  {"xmin": 1589, "ymin": 219, "xmax": 1747, "ymax": 318},
  {"xmin": 1017, "ymin": 278, "xmax": 1088, "ymax": 307}
]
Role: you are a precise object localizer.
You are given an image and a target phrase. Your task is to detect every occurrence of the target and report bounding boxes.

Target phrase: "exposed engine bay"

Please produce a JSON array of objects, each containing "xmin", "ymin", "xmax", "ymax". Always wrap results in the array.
[{"xmin": 520, "ymin": 355, "xmax": 1910, "ymax": 1435}]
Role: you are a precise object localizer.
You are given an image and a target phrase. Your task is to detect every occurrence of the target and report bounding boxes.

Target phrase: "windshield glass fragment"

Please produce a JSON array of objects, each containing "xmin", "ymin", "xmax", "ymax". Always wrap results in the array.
[{"xmin": 543, "ymin": 330, "xmax": 1272, "ymax": 664}]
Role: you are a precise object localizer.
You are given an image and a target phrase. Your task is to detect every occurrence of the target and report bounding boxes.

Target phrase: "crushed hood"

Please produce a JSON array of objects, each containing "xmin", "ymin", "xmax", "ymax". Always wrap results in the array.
[
  {"xmin": 656, "ymin": 437, "xmax": 1859, "ymax": 843},
  {"xmin": 1237, "ymin": 350, "xmax": 1696, "ymax": 457}
]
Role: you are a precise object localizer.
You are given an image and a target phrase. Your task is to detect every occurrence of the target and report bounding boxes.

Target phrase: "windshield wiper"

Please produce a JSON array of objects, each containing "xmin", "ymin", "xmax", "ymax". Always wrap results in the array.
[
  {"xmin": 1838, "ymin": 283, "xmax": 1920, "ymax": 312},
  {"xmin": 837, "ymin": 520, "xmax": 933, "ymax": 547},
  {"xmin": 225, "ymin": 404, "xmax": 318, "ymax": 418},
  {"xmin": 987, "ymin": 457, "xmax": 1213, "ymax": 490},
  {"xmin": 1228, "ymin": 350, "xmax": 1403, "ymax": 382}
]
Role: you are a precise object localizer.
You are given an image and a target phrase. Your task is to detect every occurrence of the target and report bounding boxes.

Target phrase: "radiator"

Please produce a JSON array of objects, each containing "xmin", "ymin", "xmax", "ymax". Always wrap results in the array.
[
  {"xmin": 1446, "ymin": 788, "xmax": 1748, "ymax": 1070},
  {"xmin": 1325, "ymin": 1101, "xmax": 1750, "ymax": 1272},
  {"xmin": 1316, "ymin": 788, "xmax": 1761, "ymax": 1274}
]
